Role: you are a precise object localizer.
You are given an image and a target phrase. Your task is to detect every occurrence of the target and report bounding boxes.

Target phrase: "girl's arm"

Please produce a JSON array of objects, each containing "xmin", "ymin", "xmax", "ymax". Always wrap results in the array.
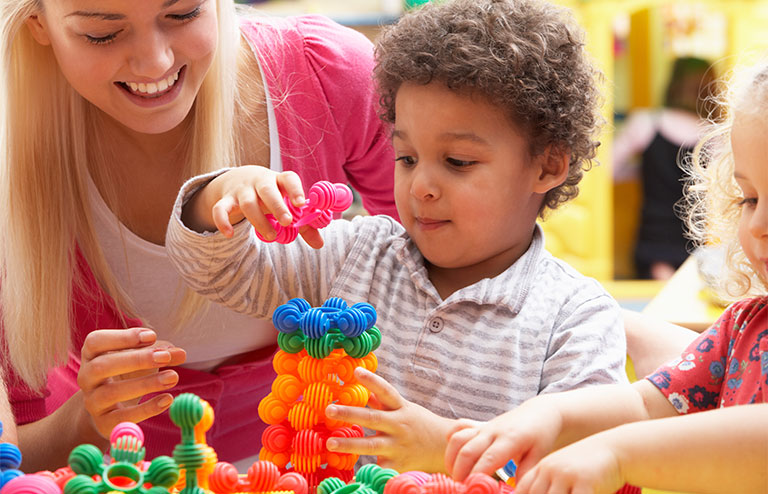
[
  {"xmin": 445, "ymin": 380, "xmax": 675, "ymax": 481},
  {"xmin": 517, "ymin": 403, "xmax": 768, "ymax": 494},
  {"xmin": 623, "ymin": 308, "xmax": 698, "ymax": 378}
]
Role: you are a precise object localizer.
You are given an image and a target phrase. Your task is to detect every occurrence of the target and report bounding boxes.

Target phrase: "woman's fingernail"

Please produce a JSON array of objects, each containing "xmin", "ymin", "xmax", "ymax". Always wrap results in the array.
[
  {"xmin": 158, "ymin": 371, "xmax": 177, "ymax": 385},
  {"xmin": 138, "ymin": 330, "xmax": 155, "ymax": 343},
  {"xmin": 158, "ymin": 395, "xmax": 173, "ymax": 408},
  {"xmin": 153, "ymin": 350, "xmax": 171, "ymax": 363},
  {"xmin": 326, "ymin": 405, "xmax": 337, "ymax": 416},
  {"xmin": 326, "ymin": 439, "xmax": 338, "ymax": 451},
  {"xmin": 281, "ymin": 213, "xmax": 292, "ymax": 224}
]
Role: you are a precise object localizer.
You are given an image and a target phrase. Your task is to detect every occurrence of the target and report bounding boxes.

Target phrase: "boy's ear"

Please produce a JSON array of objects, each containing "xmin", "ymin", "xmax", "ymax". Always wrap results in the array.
[
  {"xmin": 533, "ymin": 146, "xmax": 570, "ymax": 194},
  {"xmin": 25, "ymin": 15, "xmax": 52, "ymax": 46}
]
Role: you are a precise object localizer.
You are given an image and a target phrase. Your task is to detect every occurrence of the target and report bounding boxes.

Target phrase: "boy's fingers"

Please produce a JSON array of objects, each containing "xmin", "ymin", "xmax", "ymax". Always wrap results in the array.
[
  {"xmin": 276, "ymin": 171, "xmax": 305, "ymax": 208},
  {"xmin": 299, "ymin": 227, "xmax": 324, "ymax": 249},
  {"xmin": 325, "ymin": 433, "xmax": 390, "ymax": 456},
  {"xmin": 212, "ymin": 196, "xmax": 239, "ymax": 236},
  {"xmin": 81, "ymin": 328, "xmax": 156, "ymax": 361},
  {"xmin": 444, "ymin": 426, "xmax": 478, "ymax": 477},
  {"xmin": 468, "ymin": 440, "xmax": 517, "ymax": 478},
  {"xmin": 253, "ymin": 180, "xmax": 292, "ymax": 226},
  {"xmin": 325, "ymin": 404, "xmax": 396, "ymax": 434},
  {"xmin": 450, "ymin": 431, "xmax": 496, "ymax": 481},
  {"xmin": 237, "ymin": 189, "xmax": 277, "ymax": 240},
  {"xmin": 353, "ymin": 367, "xmax": 404, "ymax": 410}
]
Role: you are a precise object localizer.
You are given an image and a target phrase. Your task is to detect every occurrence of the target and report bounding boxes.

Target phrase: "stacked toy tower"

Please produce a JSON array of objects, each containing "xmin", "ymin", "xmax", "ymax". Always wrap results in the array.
[{"xmin": 257, "ymin": 297, "xmax": 381, "ymax": 490}]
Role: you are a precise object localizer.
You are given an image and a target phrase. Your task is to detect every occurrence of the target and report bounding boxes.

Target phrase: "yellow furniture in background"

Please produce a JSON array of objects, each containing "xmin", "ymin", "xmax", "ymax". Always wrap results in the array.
[{"xmin": 542, "ymin": 0, "xmax": 768, "ymax": 281}]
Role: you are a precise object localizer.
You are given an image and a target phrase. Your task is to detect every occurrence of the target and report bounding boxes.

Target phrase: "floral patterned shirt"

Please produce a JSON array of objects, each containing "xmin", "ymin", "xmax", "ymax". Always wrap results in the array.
[{"xmin": 647, "ymin": 296, "xmax": 768, "ymax": 413}]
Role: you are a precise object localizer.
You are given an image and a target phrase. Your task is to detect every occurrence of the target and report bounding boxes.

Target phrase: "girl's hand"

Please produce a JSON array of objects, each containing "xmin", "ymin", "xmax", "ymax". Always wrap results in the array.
[
  {"xmin": 77, "ymin": 328, "xmax": 186, "ymax": 439},
  {"xmin": 324, "ymin": 367, "xmax": 454, "ymax": 472},
  {"xmin": 514, "ymin": 434, "xmax": 623, "ymax": 494},
  {"xmin": 445, "ymin": 397, "xmax": 562, "ymax": 482},
  {"xmin": 183, "ymin": 166, "xmax": 323, "ymax": 248}
]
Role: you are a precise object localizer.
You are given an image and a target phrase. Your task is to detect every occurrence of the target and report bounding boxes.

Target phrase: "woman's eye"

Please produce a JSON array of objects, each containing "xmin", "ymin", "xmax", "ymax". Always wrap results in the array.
[
  {"xmin": 169, "ymin": 6, "xmax": 201, "ymax": 21},
  {"xmin": 85, "ymin": 32, "xmax": 120, "ymax": 45},
  {"xmin": 395, "ymin": 156, "xmax": 416, "ymax": 166},
  {"xmin": 446, "ymin": 157, "xmax": 476, "ymax": 167}
]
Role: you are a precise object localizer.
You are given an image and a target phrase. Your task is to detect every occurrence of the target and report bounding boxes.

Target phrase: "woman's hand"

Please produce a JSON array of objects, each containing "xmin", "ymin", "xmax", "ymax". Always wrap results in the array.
[
  {"xmin": 182, "ymin": 166, "xmax": 323, "ymax": 248},
  {"xmin": 77, "ymin": 327, "xmax": 186, "ymax": 439},
  {"xmin": 324, "ymin": 367, "xmax": 455, "ymax": 472}
]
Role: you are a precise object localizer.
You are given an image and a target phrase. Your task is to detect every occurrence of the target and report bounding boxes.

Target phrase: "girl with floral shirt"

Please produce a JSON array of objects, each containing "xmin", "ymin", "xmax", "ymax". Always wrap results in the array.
[{"xmin": 443, "ymin": 60, "xmax": 768, "ymax": 494}]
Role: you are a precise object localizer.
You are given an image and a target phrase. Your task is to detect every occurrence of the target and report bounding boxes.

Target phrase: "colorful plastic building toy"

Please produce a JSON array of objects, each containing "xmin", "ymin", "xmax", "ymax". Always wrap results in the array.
[
  {"xmin": 170, "ymin": 393, "xmax": 214, "ymax": 494},
  {"xmin": 1, "ymin": 475, "xmax": 61, "ymax": 494},
  {"xmin": 316, "ymin": 466, "xmax": 512, "ymax": 494},
  {"xmin": 170, "ymin": 397, "xmax": 217, "ymax": 493},
  {"xmin": 258, "ymin": 297, "xmax": 381, "ymax": 490},
  {"xmin": 168, "ymin": 393, "xmax": 309, "ymax": 494},
  {"xmin": 63, "ymin": 422, "xmax": 179, "ymax": 494},
  {"xmin": 0, "ymin": 422, "xmax": 23, "ymax": 489},
  {"xmin": 208, "ymin": 460, "xmax": 308, "ymax": 494},
  {"xmin": 255, "ymin": 181, "xmax": 353, "ymax": 244},
  {"xmin": 317, "ymin": 464, "xmax": 398, "ymax": 494},
  {"xmin": 0, "ymin": 420, "xmax": 60, "ymax": 494},
  {"xmin": 496, "ymin": 460, "xmax": 516, "ymax": 488},
  {"xmin": 382, "ymin": 471, "xmax": 513, "ymax": 494}
]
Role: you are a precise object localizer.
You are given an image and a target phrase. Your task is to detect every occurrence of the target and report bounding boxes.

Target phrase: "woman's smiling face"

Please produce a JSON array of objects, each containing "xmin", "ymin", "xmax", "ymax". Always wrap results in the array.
[{"xmin": 26, "ymin": 0, "xmax": 218, "ymax": 134}]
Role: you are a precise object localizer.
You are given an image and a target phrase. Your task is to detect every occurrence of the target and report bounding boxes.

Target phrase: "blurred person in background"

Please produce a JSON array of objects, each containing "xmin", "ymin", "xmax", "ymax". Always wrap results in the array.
[{"xmin": 613, "ymin": 57, "xmax": 720, "ymax": 280}]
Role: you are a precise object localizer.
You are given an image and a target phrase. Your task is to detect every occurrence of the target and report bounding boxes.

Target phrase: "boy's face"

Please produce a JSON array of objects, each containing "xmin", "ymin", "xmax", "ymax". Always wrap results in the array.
[
  {"xmin": 393, "ymin": 82, "xmax": 551, "ymax": 284},
  {"xmin": 26, "ymin": 0, "xmax": 218, "ymax": 135}
]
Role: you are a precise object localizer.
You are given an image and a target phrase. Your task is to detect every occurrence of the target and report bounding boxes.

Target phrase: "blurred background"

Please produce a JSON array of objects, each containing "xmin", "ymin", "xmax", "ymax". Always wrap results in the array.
[{"xmin": 239, "ymin": 0, "xmax": 768, "ymax": 327}]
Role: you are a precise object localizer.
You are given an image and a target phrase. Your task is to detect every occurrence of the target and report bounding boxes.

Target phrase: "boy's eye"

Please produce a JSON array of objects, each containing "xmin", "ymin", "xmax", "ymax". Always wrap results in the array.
[
  {"xmin": 446, "ymin": 157, "xmax": 477, "ymax": 167},
  {"xmin": 168, "ymin": 6, "xmax": 202, "ymax": 21},
  {"xmin": 85, "ymin": 31, "xmax": 121, "ymax": 45},
  {"xmin": 396, "ymin": 156, "xmax": 416, "ymax": 166}
]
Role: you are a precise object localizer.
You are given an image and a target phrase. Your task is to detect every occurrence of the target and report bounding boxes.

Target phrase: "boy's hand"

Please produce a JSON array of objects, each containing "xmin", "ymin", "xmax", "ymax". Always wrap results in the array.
[
  {"xmin": 514, "ymin": 434, "xmax": 623, "ymax": 494},
  {"xmin": 182, "ymin": 166, "xmax": 323, "ymax": 248},
  {"xmin": 77, "ymin": 328, "xmax": 186, "ymax": 439},
  {"xmin": 324, "ymin": 367, "xmax": 454, "ymax": 472},
  {"xmin": 445, "ymin": 397, "xmax": 562, "ymax": 482}
]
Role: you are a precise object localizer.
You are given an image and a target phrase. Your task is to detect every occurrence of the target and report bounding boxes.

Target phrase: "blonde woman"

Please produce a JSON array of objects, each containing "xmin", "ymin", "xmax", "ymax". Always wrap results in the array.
[{"xmin": 0, "ymin": 0, "xmax": 395, "ymax": 469}]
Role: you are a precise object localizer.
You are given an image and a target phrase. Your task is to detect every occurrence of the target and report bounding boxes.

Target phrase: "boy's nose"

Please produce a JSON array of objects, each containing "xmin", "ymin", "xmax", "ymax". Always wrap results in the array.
[
  {"xmin": 128, "ymin": 30, "xmax": 174, "ymax": 80},
  {"xmin": 409, "ymin": 165, "xmax": 439, "ymax": 201}
]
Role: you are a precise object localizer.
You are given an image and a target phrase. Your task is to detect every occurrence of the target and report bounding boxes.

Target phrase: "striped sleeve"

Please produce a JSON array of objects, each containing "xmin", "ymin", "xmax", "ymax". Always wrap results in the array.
[
  {"xmin": 539, "ymin": 291, "xmax": 628, "ymax": 394},
  {"xmin": 165, "ymin": 171, "xmax": 358, "ymax": 318}
]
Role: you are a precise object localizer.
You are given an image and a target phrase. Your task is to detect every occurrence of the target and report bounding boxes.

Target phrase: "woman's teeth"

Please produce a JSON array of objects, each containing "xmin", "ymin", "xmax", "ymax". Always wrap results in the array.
[{"xmin": 124, "ymin": 69, "xmax": 180, "ymax": 96}]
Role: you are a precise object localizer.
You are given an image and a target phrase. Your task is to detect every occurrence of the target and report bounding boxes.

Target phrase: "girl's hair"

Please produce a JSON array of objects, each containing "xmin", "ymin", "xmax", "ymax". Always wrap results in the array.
[
  {"xmin": 684, "ymin": 60, "xmax": 768, "ymax": 299},
  {"xmin": 373, "ymin": 0, "xmax": 603, "ymax": 215},
  {"xmin": 0, "ymin": 0, "xmax": 251, "ymax": 388}
]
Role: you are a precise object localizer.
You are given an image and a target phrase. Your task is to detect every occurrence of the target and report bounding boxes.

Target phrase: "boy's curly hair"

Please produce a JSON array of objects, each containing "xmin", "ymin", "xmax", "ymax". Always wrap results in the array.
[{"xmin": 374, "ymin": 0, "xmax": 604, "ymax": 214}]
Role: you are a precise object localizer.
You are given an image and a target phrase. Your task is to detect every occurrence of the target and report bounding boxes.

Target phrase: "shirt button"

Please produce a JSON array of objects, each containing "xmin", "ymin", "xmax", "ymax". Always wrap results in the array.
[{"xmin": 428, "ymin": 317, "xmax": 444, "ymax": 333}]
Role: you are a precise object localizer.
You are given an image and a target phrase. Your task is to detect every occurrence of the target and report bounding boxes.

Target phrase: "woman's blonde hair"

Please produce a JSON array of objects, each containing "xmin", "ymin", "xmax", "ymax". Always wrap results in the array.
[
  {"xmin": 0, "ymin": 0, "xmax": 249, "ymax": 389},
  {"xmin": 684, "ymin": 59, "xmax": 768, "ymax": 301}
]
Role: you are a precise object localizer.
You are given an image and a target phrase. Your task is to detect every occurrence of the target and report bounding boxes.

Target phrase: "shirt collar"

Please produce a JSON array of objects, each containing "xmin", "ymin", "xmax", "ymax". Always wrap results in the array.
[{"xmin": 393, "ymin": 224, "xmax": 546, "ymax": 312}]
